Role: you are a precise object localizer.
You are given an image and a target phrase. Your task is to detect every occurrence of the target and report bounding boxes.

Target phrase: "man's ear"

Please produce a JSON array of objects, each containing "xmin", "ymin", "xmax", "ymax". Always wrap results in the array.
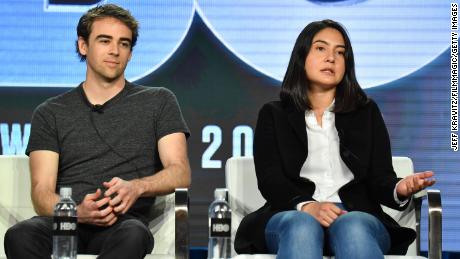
[{"xmin": 77, "ymin": 36, "xmax": 88, "ymax": 56}]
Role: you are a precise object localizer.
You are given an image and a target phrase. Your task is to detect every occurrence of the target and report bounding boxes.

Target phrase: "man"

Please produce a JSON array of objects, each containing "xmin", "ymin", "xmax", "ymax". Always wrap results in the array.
[{"xmin": 4, "ymin": 4, "xmax": 191, "ymax": 259}]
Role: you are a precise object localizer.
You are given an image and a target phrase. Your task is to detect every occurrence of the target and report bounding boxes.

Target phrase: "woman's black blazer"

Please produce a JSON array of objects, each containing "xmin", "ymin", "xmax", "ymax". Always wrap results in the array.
[{"xmin": 234, "ymin": 99, "xmax": 416, "ymax": 255}]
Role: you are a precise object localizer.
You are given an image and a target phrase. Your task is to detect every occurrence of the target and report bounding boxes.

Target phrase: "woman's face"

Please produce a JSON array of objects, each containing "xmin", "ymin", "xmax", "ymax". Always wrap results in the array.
[{"xmin": 304, "ymin": 27, "xmax": 346, "ymax": 92}]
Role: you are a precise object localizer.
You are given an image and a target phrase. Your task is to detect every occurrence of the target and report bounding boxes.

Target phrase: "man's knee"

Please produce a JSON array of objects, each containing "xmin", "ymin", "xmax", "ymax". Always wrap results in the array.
[
  {"xmin": 116, "ymin": 219, "xmax": 153, "ymax": 247},
  {"xmin": 4, "ymin": 223, "xmax": 25, "ymax": 251},
  {"xmin": 6, "ymin": 218, "xmax": 49, "ymax": 243},
  {"xmin": 4, "ymin": 217, "xmax": 52, "ymax": 256}
]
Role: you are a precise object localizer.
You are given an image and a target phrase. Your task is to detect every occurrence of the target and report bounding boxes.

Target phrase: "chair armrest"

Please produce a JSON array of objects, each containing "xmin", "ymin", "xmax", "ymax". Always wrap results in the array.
[
  {"xmin": 412, "ymin": 189, "xmax": 442, "ymax": 258},
  {"xmin": 175, "ymin": 188, "xmax": 189, "ymax": 259},
  {"xmin": 413, "ymin": 189, "xmax": 427, "ymax": 199},
  {"xmin": 427, "ymin": 189, "xmax": 442, "ymax": 259}
]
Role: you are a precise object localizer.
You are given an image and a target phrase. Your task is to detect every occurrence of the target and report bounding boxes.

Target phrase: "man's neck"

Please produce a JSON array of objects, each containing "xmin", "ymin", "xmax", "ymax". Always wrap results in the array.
[{"xmin": 83, "ymin": 76, "xmax": 126, "ymax": 105}]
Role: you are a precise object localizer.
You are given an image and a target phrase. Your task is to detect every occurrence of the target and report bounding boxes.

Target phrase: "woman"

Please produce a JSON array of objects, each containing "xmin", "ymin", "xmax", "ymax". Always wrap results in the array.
[{"xmin": 234, "ymin": 19, "xmax": 435, "ymax": 259}]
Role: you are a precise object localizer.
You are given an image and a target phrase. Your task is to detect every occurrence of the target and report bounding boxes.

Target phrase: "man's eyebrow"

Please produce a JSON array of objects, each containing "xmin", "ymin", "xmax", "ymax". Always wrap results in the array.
[
  {"xmin": 119, "ymin": 37, "xmax": 132, "ymax": 43},
  {"xmin": 313, "ymin": 39, "xmax": 345, "ymax": 49},
  {"xmin": 95, "ymin": 35, "xmax": 132, "ymax": 44},
  {"xmin": 95, "ymin": 34, "xmax": 112, "ymax": 40}
]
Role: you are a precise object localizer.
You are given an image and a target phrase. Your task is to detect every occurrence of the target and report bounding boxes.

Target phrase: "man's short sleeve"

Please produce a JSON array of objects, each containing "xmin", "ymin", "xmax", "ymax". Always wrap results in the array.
[
  {"xmin": 156, "ymin": 88, "xmax": 190, "ymax": 140},
  {"xmin": 26, "ymin": 103, "xmax": 60, "ymax": 156}
]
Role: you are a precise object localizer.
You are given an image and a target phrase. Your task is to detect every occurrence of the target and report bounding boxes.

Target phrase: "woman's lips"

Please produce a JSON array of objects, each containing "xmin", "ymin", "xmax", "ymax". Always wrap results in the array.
[{"xmin": 320, "ymin": 68, "xmax": 335, "ymax": 75}]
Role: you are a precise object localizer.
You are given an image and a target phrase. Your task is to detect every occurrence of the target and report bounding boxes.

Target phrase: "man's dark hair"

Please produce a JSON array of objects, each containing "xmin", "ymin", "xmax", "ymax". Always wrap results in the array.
[
  {"xmin": 75, "ymin": 4, "xmax": 139, "ymax": 61},
  {"xmin": 280, "ymin": 19, "xmax": 368, "ymax": 113}
]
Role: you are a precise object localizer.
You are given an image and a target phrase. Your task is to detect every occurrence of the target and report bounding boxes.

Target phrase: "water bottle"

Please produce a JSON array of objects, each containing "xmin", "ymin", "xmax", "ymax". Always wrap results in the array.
[
  {"xmin": 208, "ymin": 188, "xmax": 232, "ymax": 259},
  {"xmin": 53, "ymin": 187, "xmax": 77, "ymax": 259}
]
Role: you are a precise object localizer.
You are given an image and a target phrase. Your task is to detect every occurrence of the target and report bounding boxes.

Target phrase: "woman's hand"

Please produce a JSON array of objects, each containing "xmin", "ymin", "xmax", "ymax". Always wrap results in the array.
[
  {"xmin": 301, "ymin": 202, "xmax": 347, "ymax": 227},
  {"xmin": 396, "ymin": 171, "xmax": 435, "ymax": 199}
]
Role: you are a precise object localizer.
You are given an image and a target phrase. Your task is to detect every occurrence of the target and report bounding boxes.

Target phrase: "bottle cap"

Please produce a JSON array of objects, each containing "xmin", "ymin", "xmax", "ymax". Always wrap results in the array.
[
  {"xmin": 214, "ymin": 188, "xmax": 227, "ymax": 200},
  {"xmin": 60, "ymin": 187, "xmax": 72, "ymax": 197}
]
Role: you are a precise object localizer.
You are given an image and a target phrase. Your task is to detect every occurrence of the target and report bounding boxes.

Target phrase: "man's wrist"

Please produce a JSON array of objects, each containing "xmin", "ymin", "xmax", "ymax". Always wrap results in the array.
[
  {"xmin": 75, "ymin": 204, "xmax": 84, "ymax": 223},
  {"xmin": 132, "ymin": 179, "xmax": 147, "ymax": 197}
]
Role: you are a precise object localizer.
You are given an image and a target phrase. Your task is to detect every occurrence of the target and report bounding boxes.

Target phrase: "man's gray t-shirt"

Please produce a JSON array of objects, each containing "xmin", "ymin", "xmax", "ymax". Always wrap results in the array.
[{"xmin": 26, "ymin": 81, "xmax": 189, "ymax": 219}]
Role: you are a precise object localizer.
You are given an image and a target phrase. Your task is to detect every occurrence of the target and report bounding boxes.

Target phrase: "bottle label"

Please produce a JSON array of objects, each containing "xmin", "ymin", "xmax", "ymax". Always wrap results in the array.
[
  {"xmin": 210, "ymin": 218, "xmax": 231, "ymax": 237},
  {"xmin": 53, "ymin": 216, "xmax": 77, "ymax": 236}
]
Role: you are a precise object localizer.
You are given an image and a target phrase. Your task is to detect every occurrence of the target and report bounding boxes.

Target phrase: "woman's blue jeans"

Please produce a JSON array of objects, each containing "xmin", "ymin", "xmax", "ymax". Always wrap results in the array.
[{"xmin": 264, "ymin": 209, "xmax": 391, "ymax": 259}]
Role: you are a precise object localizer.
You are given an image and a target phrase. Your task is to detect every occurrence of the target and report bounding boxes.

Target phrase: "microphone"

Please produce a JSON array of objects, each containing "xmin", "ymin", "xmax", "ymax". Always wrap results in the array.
[{"xmin": 92, "ymin": 104, "xmax": 104, "ymax": 114}]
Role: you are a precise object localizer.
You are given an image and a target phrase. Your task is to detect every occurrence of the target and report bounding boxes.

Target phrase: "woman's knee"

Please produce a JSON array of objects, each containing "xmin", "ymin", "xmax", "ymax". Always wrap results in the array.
[
  {"xmin": 328, "ymin": 211, "xmax": 390, "ymax": 255},
  {"xmin": 268, "ymin": 210, "xmax": 323, "ymax": 239},
  {"xmin": 265, "ymin": 211, "xmax": 324, "ymax": 257},
  {"xmin": 331, "ymin": 211, "xmax": 381, "ymax": 236}
]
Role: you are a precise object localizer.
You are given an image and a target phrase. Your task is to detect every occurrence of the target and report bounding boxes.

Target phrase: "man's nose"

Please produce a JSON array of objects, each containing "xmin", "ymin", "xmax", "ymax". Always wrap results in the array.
[{"xmin": 109, "ymin": 42, "xmax": 119, "ymax": 56}]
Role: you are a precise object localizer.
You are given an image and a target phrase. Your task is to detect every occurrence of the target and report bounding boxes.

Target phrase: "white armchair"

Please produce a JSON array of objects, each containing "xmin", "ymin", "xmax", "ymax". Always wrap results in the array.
[
  {"xmin": 224, "ymin": 156, "xmax": 442, "ymax": 259},
  {"xmin": 0, "ymin": 155, "xmax": 189, "ymax": 259}
]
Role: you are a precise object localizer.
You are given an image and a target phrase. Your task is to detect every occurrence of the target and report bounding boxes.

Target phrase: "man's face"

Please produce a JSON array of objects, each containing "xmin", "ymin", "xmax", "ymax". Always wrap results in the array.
[{"xmin": 78, "ymin": 17, "xmax": 133, "ymax": 82}]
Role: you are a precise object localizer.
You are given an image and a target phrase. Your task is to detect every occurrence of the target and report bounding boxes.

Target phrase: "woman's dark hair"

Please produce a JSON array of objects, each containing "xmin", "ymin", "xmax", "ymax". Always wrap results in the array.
[
  {"xmin": 280, "ymin": 19, "xmax": 368, "ymax": 113},
  {"xmin": 75, "ymin": 4, "xmax": 139, "ymax": 62}
]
